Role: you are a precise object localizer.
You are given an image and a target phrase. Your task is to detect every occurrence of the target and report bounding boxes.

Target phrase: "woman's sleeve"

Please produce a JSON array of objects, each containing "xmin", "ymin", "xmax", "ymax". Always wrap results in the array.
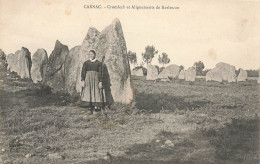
[
  {"xmin": 98, "ymin": 62, "xmax": 103, "ymax": 82},
  {"xmin": 81, "ymin": 62, "xmax": 86, "ymax": 81}
]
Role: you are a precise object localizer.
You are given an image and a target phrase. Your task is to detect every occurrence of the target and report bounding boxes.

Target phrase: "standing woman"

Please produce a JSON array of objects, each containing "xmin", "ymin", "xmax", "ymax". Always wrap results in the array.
[{"xmin": 81, "ymin": 50, "xmax": 106, "ymax": 114}]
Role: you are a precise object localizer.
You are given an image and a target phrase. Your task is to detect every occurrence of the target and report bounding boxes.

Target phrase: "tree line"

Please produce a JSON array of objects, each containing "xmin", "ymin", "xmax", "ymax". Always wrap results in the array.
[
  {"xmin": 127, "ymin": 45, "xmax": 206, "ymax": 75},
  {"xmin": 127, "ymin": 45, "xmax": 260, "ymax": 77}
]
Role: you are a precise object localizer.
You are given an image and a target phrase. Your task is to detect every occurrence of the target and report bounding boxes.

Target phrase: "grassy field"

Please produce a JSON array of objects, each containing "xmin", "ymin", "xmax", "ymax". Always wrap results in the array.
[{"xmin": 0, "ymin": 73, "xmax": 259, "ymax": 164}]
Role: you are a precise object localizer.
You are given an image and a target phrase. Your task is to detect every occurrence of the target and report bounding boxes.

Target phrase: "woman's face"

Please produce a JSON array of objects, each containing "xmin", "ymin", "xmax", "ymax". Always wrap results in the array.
[{"xmin": 89, "ymin": 51, "xmax": 96, "ymax": 60}]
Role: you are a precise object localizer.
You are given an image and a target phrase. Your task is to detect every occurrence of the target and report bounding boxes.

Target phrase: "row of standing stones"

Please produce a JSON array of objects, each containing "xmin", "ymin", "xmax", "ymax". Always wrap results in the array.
[
  {"xmin": 0, "ymin": 18, "xmax": 259, "ymax": 103},
  {"xmin": 1, "ymin": 18, "xmax": 134, "ymax": 104},
  {"xmin": 133, "ymin": 63, "xmax": 260, "ymax": 83}
]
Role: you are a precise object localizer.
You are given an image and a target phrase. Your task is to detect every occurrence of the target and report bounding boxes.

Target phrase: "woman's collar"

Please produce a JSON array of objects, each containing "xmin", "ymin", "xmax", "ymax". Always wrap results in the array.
[{"xmin": 90, "ymin": 58, "xmax": 96, "ymax": 62}]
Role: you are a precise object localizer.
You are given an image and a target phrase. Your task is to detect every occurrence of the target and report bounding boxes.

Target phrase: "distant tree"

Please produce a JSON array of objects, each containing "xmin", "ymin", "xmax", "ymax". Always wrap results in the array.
[
  {"xmin": 158, "ymin": 53, "xmax": 170, "ymax": 67},
  {"xmin": 193, "ymin": 61, "xmax": 205, "ymax": 75},
  {"xmin": 246, "ymin": 69, "xmax": 259, "ymax": 77},
  {"xmin": 140, "ymin": 62, "xmax": 145, "ymax": 67},
  {"xmin": 235, "ymin": 69, "xmax": 240, "ymax": 76},
  {"xmin": 159, "ymin": 67, "xmax": 165, "ymax": 74},
  {"xmin": 179, "ymin": 65, "xmax": 184, "ymax": 71},
  {"xmin": 127, "ymin": 51, "xmax": 137, "ymax": 67},
  {"xmin": 142, "ymin": 45, "xmax": 158, "ymax": 66},
  {"xmin": 142, "ymin": 67, "xmax": 147, "ymax": 76}
]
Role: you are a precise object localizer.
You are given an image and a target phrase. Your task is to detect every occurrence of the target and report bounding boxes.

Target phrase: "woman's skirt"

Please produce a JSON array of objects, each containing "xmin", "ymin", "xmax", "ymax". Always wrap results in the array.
[{"xmin": 81, "ymin": 71, "xmax": 106, "ymax": 107}]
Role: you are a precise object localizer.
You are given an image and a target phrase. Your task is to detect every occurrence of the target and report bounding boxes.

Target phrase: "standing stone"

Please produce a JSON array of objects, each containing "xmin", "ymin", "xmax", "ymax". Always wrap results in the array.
[
  {"xmin": 131, "ymin": 68, "xmax": 143, "ymax": 76},
  {"xmin": 216, "ymin": 63, "xmax": 236, "ymax": 82},
  {"xmin": 43, "ymin": 40, "xmax": 69, "ymax": 92},
  {"xmin": 257, "ymin": 71, "xmax": 260, "ymax": 83},
  {"xmin": 6, "ymin": 53, "xmax": 15, "ymax": 72},
  {"xmin": 64, "ymin": 46, "xmax": 81, "ymax": 95},
  {"xmin": 158, "ymin": 64, "xmax": 180, "ymax": 79},
  {"xmin": 6, "ymin": 53, "xmax": 15, "ymax": 71},
  {"xmin": 0, "ymin": 49, "xmax": 7, "ymax": 71},
  {"xmin": 206, "ymin": 62, "xmax": 236, "ymax": 82},
  {"xmin": 6, "ymin": 47, "xmax": 32, "ymax": 79},
  {"xmin": 31, "ymin": 49, "xmax": 48, "ymax": 83},
  {"xmin": 185, "ymin": 67, "xmax": 196, "ymax": 81},
  {"xmin": 237, "ymin": 68, "xmax": 247, "ymax": 82},
  {"xmin": 206, "ymin": 68, "xmax": 222, "ymax": 82},
  {"xmin": 147, "ymin": 65, "xmax": 158, "ymax": 80},
  {"xmin": 72, "ymin": 18, "xmax": 133, "ymax": 103},
  {"xmin": 178, "ymin": 70, "xmax": 185, "ymax": 80},
  {"xmin": 94, "ymin": 18, "xmax": 133, "ymax": 103}
]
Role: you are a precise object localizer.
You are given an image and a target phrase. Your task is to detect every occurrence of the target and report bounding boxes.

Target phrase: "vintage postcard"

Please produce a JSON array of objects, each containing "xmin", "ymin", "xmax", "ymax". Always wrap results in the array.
[{"xmin": 0, "ymin": 0, "xmax": 259, "ymax": 163}]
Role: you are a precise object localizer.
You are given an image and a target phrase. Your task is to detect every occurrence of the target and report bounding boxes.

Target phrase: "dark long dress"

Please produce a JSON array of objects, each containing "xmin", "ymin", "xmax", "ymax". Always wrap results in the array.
[{"xmin": 81, "ymin": 59, "xmax": 106, "ymax": 107}]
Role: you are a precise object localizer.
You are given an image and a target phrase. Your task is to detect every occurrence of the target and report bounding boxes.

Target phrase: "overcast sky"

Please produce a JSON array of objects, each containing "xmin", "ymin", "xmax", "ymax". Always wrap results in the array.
[{"xmin": 0, "ymin": 0, "xmax": 259, "ymax": 70}]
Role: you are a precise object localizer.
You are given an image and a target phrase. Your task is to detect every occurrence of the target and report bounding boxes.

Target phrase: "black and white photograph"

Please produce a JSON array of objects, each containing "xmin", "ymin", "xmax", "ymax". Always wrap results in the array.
[{"xmin": 0, "ymin": 0, "xmax": 259, "ymax": 163}]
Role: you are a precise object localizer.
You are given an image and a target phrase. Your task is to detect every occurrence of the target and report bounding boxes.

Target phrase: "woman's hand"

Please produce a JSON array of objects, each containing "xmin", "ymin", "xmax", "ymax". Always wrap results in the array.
[
  {"xmin": 98, "ymin": 82, "xmax": 103, "ymax": 89},
  {"xmin": 80, "ymin": 80, "xmax": 85, "ymax": 87}
]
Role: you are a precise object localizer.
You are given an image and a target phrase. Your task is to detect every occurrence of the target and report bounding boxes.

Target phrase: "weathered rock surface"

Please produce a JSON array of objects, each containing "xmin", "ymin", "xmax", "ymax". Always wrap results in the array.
[
  {"xmin": 43, "ymin": 40, "xmax": 69, "ymax": 92},
  {"xmin": 146, "ymin": 65, "xmax": 158, "ymax": 80},
  {"xmin": 72, "ymin": 18, "xmax": 133, "ymax": 103},
  {"xmin": 165, "ymin": 139, "xmax": 174, "ymax": 147},
  {"xmin": 258, "ymin": 71, "xmax": 260, "ymax": 83},
  {"xmin": 31, "ymin": 49, "xmax": 48, "ymax": 83},
  {"xmin": 185, "ymin": 67, "xmax": 196, "ymax": 81},
  {"xmin": 0, "ymin": 49, "xmax": 8, "ymax": 72},
  {"xmin": 158, "ymin": 64, "xmax": 180, "ymax": 79},
  {"xmin": 237, "ymin": 68, "xmax": 247, "ymax": 82},
  {"xmin": 131, "ymin": 68, "xmax": 143, "ymax": 76},
  {"xmin": 178, "ymin": 70, "xmax": 185, "ymax": 80},
  {"xmin": 206, "ymin": 62, "xmax": 236, "ymax": 82},
  {"xmin": 64, "ymin": 46, "xmax": 81, "ymax": 95},
  {"xmin": 6, "ymin": 53, "xmax": 15, "ymax": 72},
  {"xmin": 95, "ymin": 18, "xmax": 133, "ymax": 103},
  {"xmin": 6, "ymin": 47, "xmax": 32, "ymax": 79},
  {"xmin": 48, "ymin": 153, "xmax": 62, "ymax": 159},
  {"xmin": 206, "ymin": 69, "xmax": 222, "ymax": 82}
]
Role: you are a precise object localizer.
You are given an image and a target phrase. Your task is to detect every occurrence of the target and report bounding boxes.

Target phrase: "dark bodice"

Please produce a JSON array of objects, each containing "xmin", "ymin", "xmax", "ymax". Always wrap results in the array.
[{"xmin": 81, "ymin": 60, "xmax": 103, "ymax": 82}]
